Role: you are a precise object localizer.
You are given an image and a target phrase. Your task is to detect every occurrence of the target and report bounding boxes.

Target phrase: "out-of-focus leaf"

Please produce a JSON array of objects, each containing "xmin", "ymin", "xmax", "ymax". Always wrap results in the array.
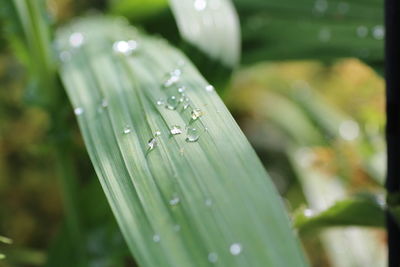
[
  {"xmin": 235, "ymin": 0, "xmax": 384, "ymax": 68},
  {"xmin": 0, "ymin": 0, "xmax": 58, "ymax": 108},
  {"xmin": 56, "ymin": 16, "xmax": 307, "ymax": 266},
  {"xmin": 110, "ymin": 0, "xmax": 168, "ymax": 21},
  {"xmin": 168, "ymin": 0, "xmax": 241, "ymax": 67},
  {"xmin": 294, "ymin": 195, "xmax": 385, "ymax": 234}
]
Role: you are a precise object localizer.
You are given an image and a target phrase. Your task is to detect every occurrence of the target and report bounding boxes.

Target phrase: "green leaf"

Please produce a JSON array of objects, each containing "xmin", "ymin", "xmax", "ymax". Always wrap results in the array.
[
  {"xmin": 56, "ymin": 16, "xmax": 307, "ymax": 266},
  {"xmin": 0, "ymin": 0, "xmax": 58, "ymax": 108},
  {"xmin": 109, "ymin": 0, "xmax": 168, "ymax": 21},
  {"xmin": 294, "ymin": 195, "xmax": 385, "ymax": 234},
  {"xmin": 235, "ymin": 0, "xmax": 384, "ymax": 67},
  {"xmin": 168, "ymin": 0, "xmax": 241, "ymax": 67}
]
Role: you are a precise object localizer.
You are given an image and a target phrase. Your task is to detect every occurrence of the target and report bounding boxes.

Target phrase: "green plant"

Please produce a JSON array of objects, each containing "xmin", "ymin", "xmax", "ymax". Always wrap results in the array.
[{"xmin": 0, "ymin": 0, "xmax": 386, "ymax": 266}]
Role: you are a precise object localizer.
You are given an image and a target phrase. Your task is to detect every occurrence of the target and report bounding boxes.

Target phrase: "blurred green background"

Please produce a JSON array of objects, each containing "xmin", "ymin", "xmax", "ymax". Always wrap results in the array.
[{"xmin": 0, "ymin": 0, "xmax": 387, "ymax": 266}]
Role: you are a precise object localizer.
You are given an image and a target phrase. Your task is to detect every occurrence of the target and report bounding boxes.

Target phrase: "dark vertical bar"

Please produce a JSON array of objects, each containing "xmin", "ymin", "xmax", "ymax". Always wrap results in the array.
[{"xmin": 385, "ymin": 0, "xmax": 400, "ymax": 266}]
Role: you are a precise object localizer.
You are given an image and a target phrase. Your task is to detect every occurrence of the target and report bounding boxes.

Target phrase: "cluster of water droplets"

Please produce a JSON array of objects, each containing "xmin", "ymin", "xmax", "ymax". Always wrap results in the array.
[{"xmin": 152, "ymin": 64, "xmax": 216, "ymax": 148}]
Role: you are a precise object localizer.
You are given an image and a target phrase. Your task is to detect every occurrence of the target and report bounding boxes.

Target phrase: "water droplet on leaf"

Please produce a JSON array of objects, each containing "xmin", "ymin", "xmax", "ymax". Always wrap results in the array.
[
  {"xmin": 230, "ymin": 243, "xmax": 242, "ymax": 255},
  {"xmin": 170, "ymin": 125, "xmax": 182, "ymax": 135},
  {"xmin": 123, "ymin": 126, "xmax": 132, "ymax": 134},
  {"xmin": 166, "ymin": 96, "xmax": 179, "ymax": 110},
  {"xmin": 148, "ymin": 138, "xmax": 157, "ymax": 150},
  {"xmin": 153, "ymin": 235, "xmax": 160, "ymax": 243},
  {"xmin": 208, "ymin": 252, "xmax": 218, "ymax": 263},
  {"xmin": 74, "ymin": 107, "xmax": 84, "ymax": 115},
  {"xmin": 169, "ymin": 196, "xmax": 180, "ymax": 206},
  {"xmin": 186, "ymin": 127, "xmax": 199, "ymax": 142},
  {"xmin": 205, "ymin": 84, "xmax": 214, "ymax": 92},
  {"xmin": 191, "ymin": 109, "xmax": 203, "ymax": 120},
  {"xmin": 194, "ymin": 0, "xmax": 207, "ymax": 11}
]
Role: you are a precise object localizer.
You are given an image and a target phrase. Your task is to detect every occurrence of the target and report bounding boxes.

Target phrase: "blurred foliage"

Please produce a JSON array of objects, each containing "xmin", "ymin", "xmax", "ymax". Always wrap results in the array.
[{"xmin": 0, "ymin": 0, "xmax": 388, "ymax": 266}]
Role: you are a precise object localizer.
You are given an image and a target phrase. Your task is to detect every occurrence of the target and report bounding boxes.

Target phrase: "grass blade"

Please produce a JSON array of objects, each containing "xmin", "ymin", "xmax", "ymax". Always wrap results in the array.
[
  {"xmin": 294, "ymin": 195, "xmax": 385, "ymax": 234},
  {"xmin": 56, "ymin": 16, "xmax": 307, "ymax": 266},
  {"xmin": 168, "ymin": 0, "xmax": 241, "ymax": 67}
]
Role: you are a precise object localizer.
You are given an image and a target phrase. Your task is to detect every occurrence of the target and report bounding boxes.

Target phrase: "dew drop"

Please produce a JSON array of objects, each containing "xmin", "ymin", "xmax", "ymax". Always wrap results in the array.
[
  {"xmin": 178, "ymin": 86, "xmax": 186, "ymax": 94},
  {"xmin": 123, "ymin": 126, "xmax": 132, "ymax": 134},
  {"xmin": 101, "ymin": 99, "xmax": 108, "ymax": 108},
  {"xmin": 208, "ymin": 252, "xmax": 218, "ymax": 263},
  {"xmin": 170, "ymin": 125, "xmax": 183, "ymax": 135},
  {"xmin": 148, "ymin": 137, "xmax": 157, "ymax": 150},
  {"xmin": 74, "ymin": 107, "xmax": 84, "ymax": 115},
  {"xmin": 153, "ymin": 234, "xmax": 160, "ymax": 243},
  {"xmin": 194, "ymin": 0, "xmax": 207, "ymax": 11},
  {"xmin": 156, "ymin": 99, "xmax": 165, "ymax": 106},
  {"xmin": 186, "ymin": 127, "xmax": 199, "ymax": 142},
  {"xmin": 154, "ymin": 131, "xmax": 161, "ymax": 136},
  {"xmin": 69, "ymin": 32, "xmax": 84, "ymax": 47},
  {"xmin": 163, "ymin": 69, "xmax": 181, "ymax": 87},
  {"xmin": 180, "ymin": 97, "xmax": 190, "ymax": 110},
  {"xmin": 205, "ymin": 84, "xmax": 215, "ymax": 92},
  {"xmin": 191, "ymin": 108, "xmax": 203, "ymax": 120},
  {"xmin": 356, "ymin": 26, "xmax": 368, "ymax": 38},
  {"xmin": 113, "ymin": 40, "xmax": 138, "ymax": 55},
  {"xmin": 205, "ymin": 198, "xmax": 213, "ymax": 206},
  {"xmin": 229, "ymin": 243, "xmax": 242, "ymax": 255},
  {"xmin": 169, "ymin": 196, "xmax": 180, "ymax": 206},
  {"xmin": 166, "ymin": 96, "xmax": 179, "ymax": 110}
]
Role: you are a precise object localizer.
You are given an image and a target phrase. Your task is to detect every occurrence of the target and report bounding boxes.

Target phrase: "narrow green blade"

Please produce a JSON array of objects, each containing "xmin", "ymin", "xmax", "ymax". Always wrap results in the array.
[
  {"xmin": 294, "ymin": 195, "xmax": 385, "ymax": 234},
  {"xmin": 57, "ymin": 16, "xmax": 307, "ymax": 266},
  {"xmin": 168, "ymin": 0, "xmax": 241, "ymax": 67}
]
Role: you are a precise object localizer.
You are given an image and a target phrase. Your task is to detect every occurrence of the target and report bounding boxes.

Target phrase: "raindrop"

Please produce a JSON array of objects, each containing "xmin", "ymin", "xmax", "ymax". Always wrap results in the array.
[
  {"xmin": 230, "ymin": 243, "xmax": 242, "ymax": 255},
  {"xmin": 208, "ymin": 252, "xmax": 218, "ymax": 263},
  {"xmin": 303, "ymin": 209, "xmax": 315, "ymax": 217},
  {"xmin": 372, "ymin": 25, "xmax": 385, "ymax": 40},
  {"xmin": 156, "ymin": 99, "xmax": 165, "ymax": 106},
  {"xmin": 169, "ymin": 196, "xmax": 180, "ymax": 206},
  {"xmin": 163, "ymin": 69, "xmax": 181, "ymax": 87},
  {"xmin": 205, "ymin": 199, "xmax": 213, "ymax": 206},
  {"xmin": 59, "ymin": 51, "xmax": 71, "ymax": 62},
  {"xmin": 113, "ymin": 40, "xmax": 138, "ymax": 55},
  {"xmin": 152, "ymin": 235, "xmax": 160, "ymax": 243},
  {"xmin": 123, "ymin": 126, "xmax": 132, "ymax": 134},
  {"xmin": 339, "ymin": 120, "xmax": 359, "ymax": 141},
  {"xmin": 69, "ymin": 32, "xmax": 84, "ymax": 47},
  {"xmin": 74, "ymin": 107, "xmax": 84, "ymax": 115},
  {"xmin": 191, "ymin": 109, "xmax": 203, "ymax": 120},
  {"xmin": 205, "ymin": 84, "xmax": 215, "ymax": 92},
  {"xmin": 186, "ymin": 127, "xmax": 199, "ymax": 142},
  {"xmin": 194, "ymin": 0, "xmax": 207, "ymax": 11},
  {"xmin": 178, "ymin": 86, "xmax": 186, "ymax": 94},
  {"xmin": 180, "ymin": 97, "xmax": 190, "ymax": 110},
  {"xmin": 170, "ymin": 125, "xmax": 183, "ymax": 135},
  {"xmin": 101, "ymin": 99, "xmax": 108, "ymax": 108},
  {"xmin": 148, "ymin": 137, "xmax": 157, "ymax": 150},
  {"xmin": 318, "ymin": 28, "xmax": 331, "ymax": 42},
  {"xmin": 356, "ymin": 26, "xmax": 368, "ymax": 38},
  {"xmin": 166, "ymin": 96, "xmax": 179, "ymax": 110},
  {"xmin": 154, "ymin": 131, "xmax": 161, "ymax": 136}
]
